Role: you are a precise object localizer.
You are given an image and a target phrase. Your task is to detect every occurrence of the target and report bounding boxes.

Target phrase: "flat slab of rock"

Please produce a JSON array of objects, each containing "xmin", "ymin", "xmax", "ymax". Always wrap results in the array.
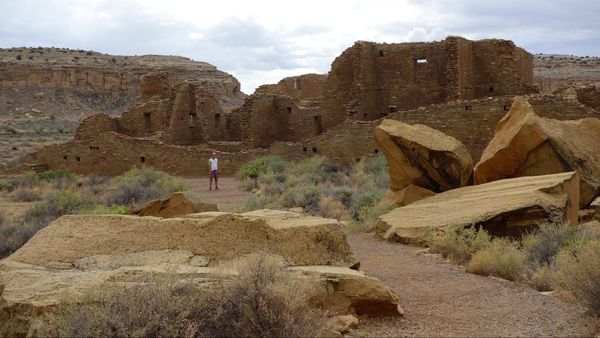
[
  {"xmin": 0, "ymin": 210, "xmax": 402, "ymax": 336},
  {"xmin": 374, "ymin": 172, "xmax": 579, "ymax": 244},
  {"xmin": 475, "ymin": 97, "xmax": 600, "ymax": 207},
  {"xmin": 374, "ymin": 119, "xmax": 473, "ymax": 193},
  {"xmin": 8, "ymin": 213, "xmax": 358, "ymax": 268}
]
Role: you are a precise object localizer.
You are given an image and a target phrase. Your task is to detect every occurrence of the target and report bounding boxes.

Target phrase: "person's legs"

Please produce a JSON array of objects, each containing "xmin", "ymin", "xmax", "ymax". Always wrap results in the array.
[
  {"xmin": 214, "ymin": 171, "xmax": 219, "ymax": 189},
  {"xmin": 209, "ymin": 171, "xmax": 214, "ymax": 190}
]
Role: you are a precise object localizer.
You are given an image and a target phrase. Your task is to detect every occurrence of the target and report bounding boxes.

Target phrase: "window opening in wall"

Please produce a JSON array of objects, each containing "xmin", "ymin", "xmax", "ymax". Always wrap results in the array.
[
  {"xmin": 380, "ymin": 112, "xmax": 388, "ymax": 116},
  {"xmin": 189, "ymin": 115, "xmax": 195, "ymax": 127},
  {"xmin": 313, "ymin": 115, "xmax": 323, "ymax": 134},
  {"xmin": 363, "ymin": 113, "xmax": 368, "ymax": 119},
  {"xmin": 503, "ymin": 104, "xmax": 510, "ymax": 111},
  {"xmin": 76, "ymin": 156, "xmax": 81, "ymax": 162},
  {"xmin": 225, "ymin": 117, "xmax": 232, "ymax": 130},
  {"xmin": 348, "ymin": 110, "xmax": 357, "ymax": 116},
  {"xmin": 312, "ymin": 147, "xmax": 317, "ymax": 153},
  {"xmin": 489, "ymin": 86, "xmax": 494, "ymax": 93},
  {"xmin": 389, "ymin": 106, "xmax": 397, "ymax": 113},
  {"xmin": 374, "ymin": 149, "xmax": 379, "ymax": 154},
  {"xmin": 302, "ymin": 147, "xmax": 307, "ymax": 152},
  {"xmin": 286, "ymin": 106, "xmax": 292, "ymax": 113},
  {"xmin": 416, "ymin": 58, "xmax": 428, "ymax": 64},
  {"xmin": 379, "ymin": 50, "xmax": 384, "ymax": 57},
  {"xmin": 144, "ymin": 112, "xmax": 151, "ymax": 130},
  {"xmin": 214, "ymin": 113, "xmax": 221, "ymax": 128},
  {"xmin": 356, "ymin": 158, "xmax": 360, "ymax": 163},
  {"xmin": 140, "ymin": 156, "xmax": 146, "ymax": 163},
  {"xmin": 63, "ymin": 155, "xmax": 67, "ymax": 160},
  {"xmin": 465, "ymin": 105, "xmax": 472, "ymax": 111}
]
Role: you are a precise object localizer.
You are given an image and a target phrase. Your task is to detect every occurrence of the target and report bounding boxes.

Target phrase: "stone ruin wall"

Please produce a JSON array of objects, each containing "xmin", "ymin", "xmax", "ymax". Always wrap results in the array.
[
  {"xmin": 75, "ymin": 73, "xmax": 240, "ymax": 145},
  {"xmin": 576, "ymin": 85, "xmax": 600, "ymax": 109},
  {"xmin": 269, "ymin": 95, "xmax": 600, "ymax": 167},
  {"xmin": 28, "ymin": 132, "xmax": 264, "ymax": 176},
  {"xmin": 240, "ymin": 37, "xmax": 536, "ymax": 150}
]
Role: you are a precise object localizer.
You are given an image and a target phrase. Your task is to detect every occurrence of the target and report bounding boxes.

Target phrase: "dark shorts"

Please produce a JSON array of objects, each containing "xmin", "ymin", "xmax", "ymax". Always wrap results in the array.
[{"xmin": 210, "ymin": 170, "xmax": 219, "ymax": 179}]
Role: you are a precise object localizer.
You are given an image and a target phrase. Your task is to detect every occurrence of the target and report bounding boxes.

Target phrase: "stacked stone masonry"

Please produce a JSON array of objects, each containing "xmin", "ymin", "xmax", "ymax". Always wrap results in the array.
[{"xmin": 23, "ymin": 37, "xmax": 600, "ymax": 176}]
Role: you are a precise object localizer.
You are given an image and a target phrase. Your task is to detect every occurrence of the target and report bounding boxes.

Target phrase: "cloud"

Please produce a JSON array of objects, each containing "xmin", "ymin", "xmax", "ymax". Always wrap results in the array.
[{"xmin": 1, "ymin": 0, "xmax": 599, "ymax": 93}]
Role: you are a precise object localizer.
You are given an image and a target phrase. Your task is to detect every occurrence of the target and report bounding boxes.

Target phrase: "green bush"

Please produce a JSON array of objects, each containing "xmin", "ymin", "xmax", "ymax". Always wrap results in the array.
[
  {"xmin": 238, "ymin": 156, "xmax": 288, "ymax": 180},
  {"xmin": 428, "ymin": 227, "xmax": 492, "ymax": 264},
  {"xmin": 11, "ymin": 186, "xmax": 42, "ymax": 202},
  {"xmin": 105, "ymin": 166, "xmax": 186, "ymax": 207},
  {"xmin": 467, "ymin": 238, "xmax": 526, "ymax": 281},
  {"xmin": 350, "ymin": 189, "xmax": 383, "ymax": 220},
  {"xmin": 522, "ymin": 222, "xmax": 594, "ymax": 268},
  {"xmin": 280, "ymin": 184, "xmax": 321, "ymax": 214},
  {"xmin": 553, "ymin": 240, "xmax": 600, "ymax": 316},
  {"xmin": 37, "ymin": 168, "xmax": 74, "ymax": 182},
  {"xmin": 231, "ymin": 195, "xmax": 271, "ymax": 213}
]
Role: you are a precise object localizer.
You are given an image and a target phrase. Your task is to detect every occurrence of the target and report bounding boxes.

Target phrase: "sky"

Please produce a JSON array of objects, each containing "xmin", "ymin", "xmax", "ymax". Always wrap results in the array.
[{"xmin": 1, "ymin": 0, "xmax": 599, "ymax": 93}]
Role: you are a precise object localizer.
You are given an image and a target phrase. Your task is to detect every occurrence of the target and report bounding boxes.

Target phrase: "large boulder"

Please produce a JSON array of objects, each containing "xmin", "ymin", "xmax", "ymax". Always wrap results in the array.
[
  {"xmin": 475, "ymin": 97, "xmax": 600, "ymax": 207},
  {"xmin": 374, "ymin": 119, "xmax": 473, "ymax": 194},
  {"xmin": 0, "ymin": 211, "xmax": 402, "ymax": 335},
  {"xmin": 374, "ymin": 172, "xmax": 579, "ymax": 244}
]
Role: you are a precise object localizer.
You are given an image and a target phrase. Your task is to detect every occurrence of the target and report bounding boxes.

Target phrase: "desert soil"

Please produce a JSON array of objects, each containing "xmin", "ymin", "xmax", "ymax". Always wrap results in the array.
[{"xmin": 185, "ymin": 179, "xmax": 596, "ymax": 337}]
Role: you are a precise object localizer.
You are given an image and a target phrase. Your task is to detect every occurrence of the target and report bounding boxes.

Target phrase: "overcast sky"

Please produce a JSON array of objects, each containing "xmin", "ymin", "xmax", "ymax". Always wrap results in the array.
[{"xmin": 2, "ymin": 0, "xmax": 599, "ymax": 93}]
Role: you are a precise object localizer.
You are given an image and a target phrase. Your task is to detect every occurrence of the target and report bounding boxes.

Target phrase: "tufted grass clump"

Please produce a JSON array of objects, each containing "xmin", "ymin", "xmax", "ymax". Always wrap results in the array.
[{"xmin": 428, "ymin": 227, "xmax": 492, "ymax": 264}]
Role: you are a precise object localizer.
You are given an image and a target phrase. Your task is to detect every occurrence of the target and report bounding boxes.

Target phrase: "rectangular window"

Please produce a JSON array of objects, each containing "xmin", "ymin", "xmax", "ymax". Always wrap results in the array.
[{"xmin": 214, "ymin": 113, "xmax": 221, "ymax": 128}]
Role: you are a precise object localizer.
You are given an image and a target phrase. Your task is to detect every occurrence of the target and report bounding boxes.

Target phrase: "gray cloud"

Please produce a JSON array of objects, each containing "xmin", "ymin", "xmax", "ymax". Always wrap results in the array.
[{"xmin": 1, "ymin": 0, "xmax": 599, "ymax": 93}]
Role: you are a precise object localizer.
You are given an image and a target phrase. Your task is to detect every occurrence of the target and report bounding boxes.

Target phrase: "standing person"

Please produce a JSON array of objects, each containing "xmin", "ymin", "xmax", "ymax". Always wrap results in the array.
[{"xmin": 208, "ymin": 152, "xmax": 219, "ymax": 190}]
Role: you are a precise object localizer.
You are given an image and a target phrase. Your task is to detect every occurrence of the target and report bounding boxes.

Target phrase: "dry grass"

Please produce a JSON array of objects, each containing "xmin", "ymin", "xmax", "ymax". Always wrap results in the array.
[
  {"xmin": 553, "ymin": 240, "xmax": 600, "ymax": 317},
  {"xmin": 467, "ymin": 238, "xmax": 526, "ymax": 282},
  {"xmin": 46, "ymin": 254, "xmax": 326, "ymax": 337},
  {"xmin": 427, "ymin": 227, "xmax": 492, "ymax": 264}
]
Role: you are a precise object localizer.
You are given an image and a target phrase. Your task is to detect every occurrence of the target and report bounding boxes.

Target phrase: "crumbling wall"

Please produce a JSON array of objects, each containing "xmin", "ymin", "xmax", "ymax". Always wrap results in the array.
[
  {"xmin": 256, "ymin": 74, "xmax": 327, "ymax": 99},
  {"xmin": 323, "ymin": 37, "xmax": 536, "ymax": 122},
  {"xmin": 74, "ymin": 113, "xmax": 119, "ymax": 140},
  {"xmin": 26, "ymin": 132, "xmax": 264, "ymax": 176}
]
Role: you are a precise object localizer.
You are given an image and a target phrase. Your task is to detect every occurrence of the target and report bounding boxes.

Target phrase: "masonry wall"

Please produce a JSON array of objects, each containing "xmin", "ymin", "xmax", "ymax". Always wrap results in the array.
[{"xmin": 27, "ymin": 132, "xmax": 265, "ymax": 176}]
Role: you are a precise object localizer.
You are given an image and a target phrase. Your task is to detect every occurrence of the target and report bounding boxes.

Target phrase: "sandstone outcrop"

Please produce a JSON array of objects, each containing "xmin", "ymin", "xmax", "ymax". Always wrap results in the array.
[
  {"xmin": 0, "ymin": 211, "xmax": 403, "ymax": 335},
  {"xmin": 374, "ymin": 172, "xmax": 579, "ymax": 244},
  {"xmin": 474, "ymin": 97, "xmax": 600, "ymax": 207},
  {"xmin": 374, "ymin": 119, "xmax": 473, "ymax": 194},
  {"xmin": 127, "ymin": 192, "xmax": 195, "ymax": 218}
]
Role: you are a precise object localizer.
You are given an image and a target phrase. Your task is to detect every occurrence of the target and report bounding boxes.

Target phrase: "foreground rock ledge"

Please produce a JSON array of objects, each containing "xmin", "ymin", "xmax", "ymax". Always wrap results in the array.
[
  {"xmin": 0, "ymin": 210, "xmax": 403, "ymax": 336},
  {"xmin": 374, "ymin": 172, "xmax": 579, "ymax": 244}
]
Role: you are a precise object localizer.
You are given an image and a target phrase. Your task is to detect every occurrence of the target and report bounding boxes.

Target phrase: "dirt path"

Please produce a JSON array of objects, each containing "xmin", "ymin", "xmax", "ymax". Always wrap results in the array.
[
  {"xmin": 348, "ymin": 232, "xmax": 595, "ymax": 337},
  {"xmin": 178, "ymin": 180, "xmax": 595, "ymax": 336},
  {"xmin": 182, "ymin": 177, "xmax": 250, "ymax": 211}
]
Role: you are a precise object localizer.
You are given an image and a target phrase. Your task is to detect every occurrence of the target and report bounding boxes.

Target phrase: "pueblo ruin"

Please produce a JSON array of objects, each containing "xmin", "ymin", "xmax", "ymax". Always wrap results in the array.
[{"xmin": 19, "ymin": 36, "xmax": 599, "ymax": 176}]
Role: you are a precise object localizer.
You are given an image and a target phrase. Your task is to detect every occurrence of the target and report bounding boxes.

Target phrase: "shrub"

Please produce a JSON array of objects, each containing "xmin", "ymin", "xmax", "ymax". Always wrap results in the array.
[
  {"xmin": 350, "ymin": 189, "xmax": 383, "ymax": 220},
  {"xmin": 530, "ymin": 265, "xmax": 554, "ymax": 292},
  {"xmin": 428, "ymin": 227, "xmax": 492, "ymax": 264},
  {"xmin": 280, "ymin": 184, "xmax": 321, "ymax": 214},
  {"xmin": 318, "ymin": 196, "xmax": 350, "ymax": 220},
  {"xmin": 81, "ymin": 204, "xmax": 127, "ymax": 215},
  {"xmin": 49, "ymin": 255, "xmax": 325, "ymax": 337},
  {"xmin": 238, "ymin": 156, "xmax": 288, "ymax": 179},
  {"xmin": 356, "ymin": 198, "xmax": 397, "ymax": 229},
  {"xmin": 11, "ymin": 186, "xmax": 42, "ymax": 202},
  {"xmin": 552, "ymin": 240, "xmax": 600, "ymax": 316},
  {"xmin": 37, "ymin": 168, "xmax": 74, "ymax": 182},
  {"xmin": 231, "ymin": 195, "xmax": 270, "ymax": 213},
  {"xmin": 467, "ymin": 238, "xmax": 526, "ymax": 281},
  {"xmin": 522, "ymin": 222, "xmax": 592, "ymax": 268},
  {"xmin": 52, "ymin": 275, "xmax": 207, "ymax": 337},
  {"xmin": 202, "ymin": 254, "xmax": 325, "ymax": 337},
  {"xmin": 105, "ymin": 166, "xmax": 186, "ymax": 207}
]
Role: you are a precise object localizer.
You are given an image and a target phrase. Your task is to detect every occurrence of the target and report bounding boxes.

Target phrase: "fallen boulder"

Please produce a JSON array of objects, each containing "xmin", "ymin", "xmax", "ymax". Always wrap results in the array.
[
  {"xmin": 0, "ymin": 211, "xmax": 403, "ymax": 335},
  {"xmin": 374, "ymin": 172, "xmax": 579, "ymax": 244},
  {"xmin": 385, "ymin": 184, "xmax": 436, "ymax": 206},
  {"xmin": 374, "ymin": 119, "xmax": 473, "ymax": 194},
  {"xmin": 475, "ymin": 97, "xmax": 600, "ymax": 207},
  {"xmin": 127, "ymin": 192, "xmax": 195, "ymax": 218}
]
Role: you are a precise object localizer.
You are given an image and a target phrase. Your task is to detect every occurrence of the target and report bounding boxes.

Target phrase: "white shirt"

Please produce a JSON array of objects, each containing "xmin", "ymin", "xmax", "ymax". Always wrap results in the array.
[{"xmin": 209, "ymin": 158, "xmax": 218, "ymax": 171}]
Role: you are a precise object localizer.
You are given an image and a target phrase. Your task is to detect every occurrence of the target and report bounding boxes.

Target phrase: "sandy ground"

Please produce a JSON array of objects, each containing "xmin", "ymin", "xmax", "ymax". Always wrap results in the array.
[
  {"xmin": 182, "ymin": 177, "xmax": 251, "ymax": 211},
  {"xmin": 348, "ymin": 232, "xmax": 596, "ymax": 337}
]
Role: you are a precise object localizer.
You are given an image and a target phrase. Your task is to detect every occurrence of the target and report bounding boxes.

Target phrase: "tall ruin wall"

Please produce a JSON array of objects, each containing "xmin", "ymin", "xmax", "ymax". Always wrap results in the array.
[{"xmin": 576, "ymin": 85, "xmax": 600, "ymax": 109}]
